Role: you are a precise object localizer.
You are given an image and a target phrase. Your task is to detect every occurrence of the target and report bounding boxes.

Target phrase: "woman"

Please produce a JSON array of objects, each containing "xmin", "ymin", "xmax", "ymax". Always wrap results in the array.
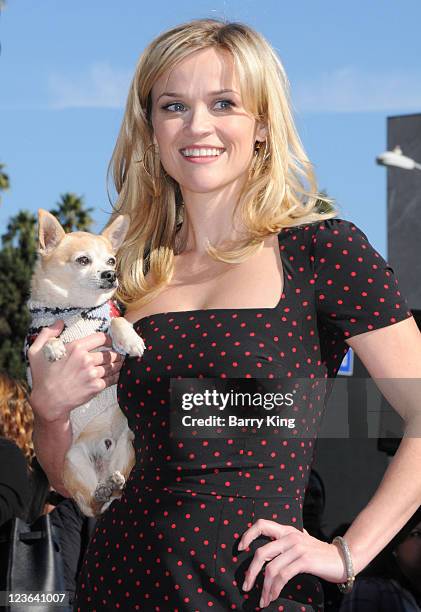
[
  {"xmin": 0, "ymin": 372, "xmax": 81, "ymax": 609},
  {"xmin": 0, "ymin": 371, "xmax": 40, "ymax": 526},
  {"xmin": 27, "ymin": 18, "xmax": 421, "ymax": 611}
]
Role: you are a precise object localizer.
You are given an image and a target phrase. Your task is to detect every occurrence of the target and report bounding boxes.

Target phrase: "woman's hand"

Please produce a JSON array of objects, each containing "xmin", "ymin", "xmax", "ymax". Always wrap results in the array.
[
  {"xmin": 238, "ymin": 519, "xmax": 347, "ymax": 608},
  {"xmin": 28, "ymin": 319, "xmax": 125, "ymax": 423}
]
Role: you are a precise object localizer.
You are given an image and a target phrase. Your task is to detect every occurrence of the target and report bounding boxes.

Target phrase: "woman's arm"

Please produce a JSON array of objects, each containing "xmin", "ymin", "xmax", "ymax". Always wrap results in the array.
[
  {"xmin": 341, "ymin": 315, "xmax": 421, "ymax": 574},
  {"xmin": 31, "ymin": 412, "xmax": 73, "ymax": 497},
  {"xmin": 238, "ymin": 315, "xmax": 421, "ymax": 608},
  {"xmin": 28, "ymin": 320, "xmax": 123, "ymax": 497}
]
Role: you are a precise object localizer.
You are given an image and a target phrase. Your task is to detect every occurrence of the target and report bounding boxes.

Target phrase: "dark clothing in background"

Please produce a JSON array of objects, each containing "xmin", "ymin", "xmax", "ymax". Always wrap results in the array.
[
  {"xmin": 0, "ymin": 437, "xmax": 31, "ymax": 526},
  {"xmin": 339, "ymin": 576, "xmax": 421, "ymax": 611},
  {"xmin": 49, "ymin": 498, "xmax": 96, "ymax": 599},
  {"xmin": 26, "ymin": 455, "xmax": 51, "ymax": 523},
  {"xmin": 0, "ymin": 436, "xmax": 95, "ymax": 608}
]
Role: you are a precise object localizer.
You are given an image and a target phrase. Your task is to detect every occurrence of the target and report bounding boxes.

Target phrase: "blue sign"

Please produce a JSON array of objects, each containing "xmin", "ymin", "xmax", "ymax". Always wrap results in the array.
[{"xmin": 338, "ymin": 347, "xmax": 354, "ymax": 376}]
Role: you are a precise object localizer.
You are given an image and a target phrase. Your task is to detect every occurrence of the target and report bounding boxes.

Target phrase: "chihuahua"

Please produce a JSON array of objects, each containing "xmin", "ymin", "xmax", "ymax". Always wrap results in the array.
[{"xmin": 25, "ymin": 209, "xmax": 146, "ymax": 517}]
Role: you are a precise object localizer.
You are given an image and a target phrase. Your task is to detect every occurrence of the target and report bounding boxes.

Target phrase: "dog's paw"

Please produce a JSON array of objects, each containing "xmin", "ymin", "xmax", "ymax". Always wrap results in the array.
[
  {"xmin": 93, "ymin": 481, "xmax": 113, "ymax": 503},
  {"xmin": 110, "ymin": 470, "xmax": 125, "ymax": 490},
  {"xmin": 110, "ymin": 320, "xmax": 146, "ymax": 357},
  {"xmin": 94, "ymin": 472, "xmax": 126, "ymax": 503},
  {"xmin": 42, "ymin": 337, "xmax": 66, "ymax": 362},
  {"xmin": 115, "ymin": 331, "xmax": 145, "ymax": 357}
]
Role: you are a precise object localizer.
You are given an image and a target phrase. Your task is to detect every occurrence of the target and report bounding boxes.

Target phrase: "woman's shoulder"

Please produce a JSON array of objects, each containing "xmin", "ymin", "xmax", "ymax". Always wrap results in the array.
[
  {"xmin": 279, "ymin": 216, "xmax": 366, "ymax": 238},
  {"xmin": 0, "ymin": 436, "xmax": 27, "ymax": 463},
  {"xmin": 279, "ymin": 217, "xmax": 377, "ymax": 265},
  {"xmin": 278, "ymin": 216, "xmax": 367, "ymax": 256},
  {"xmin": 0, "ymin": 438, "xmax": 29, "ymax": 487}
]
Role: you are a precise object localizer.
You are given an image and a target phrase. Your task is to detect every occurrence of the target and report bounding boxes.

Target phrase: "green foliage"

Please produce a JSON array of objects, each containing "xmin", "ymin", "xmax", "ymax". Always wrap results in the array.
[
  {"xmin": 0, "ymin": 163, "xmax": 10, "ymax": 204},
  {"xmin": 0, "ymin": 195, "xmax": 94, "ymax": 381},
  {"xmin": 315, "ymin": 189, "xmax": 336, "ymax": 214},
  {"xmin": 50, "ymin": 193, "xmax": 94, "ymax": 232}
]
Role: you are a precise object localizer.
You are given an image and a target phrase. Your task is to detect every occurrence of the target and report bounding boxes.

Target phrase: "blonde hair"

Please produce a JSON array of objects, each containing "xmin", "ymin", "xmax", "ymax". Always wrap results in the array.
[
  {"xmin": 106, "ymin": 17, "xmax": 338, "ymax": 311},
  {"xmin": 0, "ymin": 371, "xmax": 34, "ymax": 463}
]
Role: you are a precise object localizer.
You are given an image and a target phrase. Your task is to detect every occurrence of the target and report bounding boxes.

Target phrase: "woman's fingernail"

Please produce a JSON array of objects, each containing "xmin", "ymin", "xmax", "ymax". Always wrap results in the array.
[
  {"xmin": 259, "ymin": 597, "xmax": 265, "ymax": 608},
  {"xmin": 242, "ymin": 580, "xmax": 248, "ymax": 590},
  {"xmin": 237, "ymin": 542, "xmax": 243, "ymax": 551}
]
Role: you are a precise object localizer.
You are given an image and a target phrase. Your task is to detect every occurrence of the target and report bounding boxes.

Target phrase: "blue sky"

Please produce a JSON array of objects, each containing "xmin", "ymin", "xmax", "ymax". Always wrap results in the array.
[{"xmin": 1, "ymin": 0, "xmax": 421, "ymax": 256}]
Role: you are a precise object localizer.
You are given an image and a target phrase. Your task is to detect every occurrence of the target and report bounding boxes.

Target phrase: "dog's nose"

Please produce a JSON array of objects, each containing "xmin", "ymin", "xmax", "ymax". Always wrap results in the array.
[{"xmin": 101, "ymin": 270, "xmax": 116, "ymax": 283}]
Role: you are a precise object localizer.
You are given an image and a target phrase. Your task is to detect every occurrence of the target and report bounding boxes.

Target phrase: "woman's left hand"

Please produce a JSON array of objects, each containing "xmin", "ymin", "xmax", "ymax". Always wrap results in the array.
[{"xmin": 237, "ymin": 519, "xmax": 348, "ymax": 608}]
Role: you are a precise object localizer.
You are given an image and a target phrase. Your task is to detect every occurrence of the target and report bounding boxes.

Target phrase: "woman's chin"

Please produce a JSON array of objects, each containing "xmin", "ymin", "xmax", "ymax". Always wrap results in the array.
[
  {"xmin": 176, "ymin": 175, "xmax": 241, "ymax": 195},
  {"xmin": 179, "ymin": 182, "xmax": 229, "ymax": 195}
]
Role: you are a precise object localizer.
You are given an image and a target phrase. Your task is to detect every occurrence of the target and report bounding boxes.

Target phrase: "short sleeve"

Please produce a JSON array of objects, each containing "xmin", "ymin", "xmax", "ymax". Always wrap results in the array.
[{"xmin": 311, "ymin": 218, "xmax": 413, "ymax": 340}]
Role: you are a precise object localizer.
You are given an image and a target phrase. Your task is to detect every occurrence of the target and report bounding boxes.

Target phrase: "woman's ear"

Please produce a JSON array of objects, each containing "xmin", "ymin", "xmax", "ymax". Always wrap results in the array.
[
  {"xmin": 149, "ymin": 106, "xmax": 158, "ymax": 147},
  {"xmin": 255, "ymin": 122, "xmax": 268, "ymax": 143}
]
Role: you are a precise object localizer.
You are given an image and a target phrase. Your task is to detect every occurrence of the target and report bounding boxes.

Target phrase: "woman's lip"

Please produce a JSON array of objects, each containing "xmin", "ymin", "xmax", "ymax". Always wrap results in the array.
[{"xmin": 179, "ymin": 150, "xmax": 225, "ymax": 164}]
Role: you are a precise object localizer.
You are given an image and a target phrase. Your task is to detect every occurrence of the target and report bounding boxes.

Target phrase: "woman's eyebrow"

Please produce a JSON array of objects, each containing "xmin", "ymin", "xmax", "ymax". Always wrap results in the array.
[{"xmin": 157, "ymin": 88, "xmax": 239, "ymax": 101}]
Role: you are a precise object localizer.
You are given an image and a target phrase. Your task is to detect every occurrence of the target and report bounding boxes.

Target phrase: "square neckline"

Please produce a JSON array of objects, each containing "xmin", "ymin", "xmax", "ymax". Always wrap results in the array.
[{"xmin": 131, "ymin": 230, "xmax": 289, "ymax": 329}]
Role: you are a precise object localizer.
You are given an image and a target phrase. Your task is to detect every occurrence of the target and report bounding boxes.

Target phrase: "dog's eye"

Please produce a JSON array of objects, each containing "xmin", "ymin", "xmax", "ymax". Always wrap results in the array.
[
  {"xmin": 107, "ymin": 257, "xmax": 116, "ymax": 266},
  {"xmin": 75, "ymin": 256, "xmax": 91, "ymax": 266}
]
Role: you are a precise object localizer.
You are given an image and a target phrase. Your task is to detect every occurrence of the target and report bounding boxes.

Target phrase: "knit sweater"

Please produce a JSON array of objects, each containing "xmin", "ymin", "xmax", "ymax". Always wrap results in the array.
[{"xmin": 24, "ymin": 299, "xmax": 123, "ymax": 441}]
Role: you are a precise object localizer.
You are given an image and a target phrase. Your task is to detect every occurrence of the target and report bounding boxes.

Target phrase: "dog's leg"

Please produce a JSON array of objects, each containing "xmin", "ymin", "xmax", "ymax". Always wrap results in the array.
[
  {"xmin": 62, "ymin": 443, "xmax": 102, "ymax": 517},
  {"xmin": 95, "ymin": 427, "xmax": 136, "ymax": 513},
  {"xmin": 108, "ymin": 426, "xmax": 136, "ymax": 479},
  {"xmin": 109, "ymin": 317, "xmax": 146, "ymax": 357},
  {"xmin": 43, "ymin": 337, "xmax": 67, "ymax": 362}
]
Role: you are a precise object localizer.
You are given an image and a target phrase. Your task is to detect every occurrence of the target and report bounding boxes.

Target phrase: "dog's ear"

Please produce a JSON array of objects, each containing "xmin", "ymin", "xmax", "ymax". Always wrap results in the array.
[
  {"xmin": 38, "ymin": 209, "xmax": 66, "ymax": 255},
  {"xmin": 101, "ymin": 215, "xmax": 130, "ymax": 252}
]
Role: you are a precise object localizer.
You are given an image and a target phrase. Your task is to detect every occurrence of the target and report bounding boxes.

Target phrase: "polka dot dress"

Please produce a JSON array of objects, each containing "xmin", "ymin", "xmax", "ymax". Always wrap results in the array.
[{"xmin": 74, "ymin": 218, "xmax": 412, "ymax": 611}]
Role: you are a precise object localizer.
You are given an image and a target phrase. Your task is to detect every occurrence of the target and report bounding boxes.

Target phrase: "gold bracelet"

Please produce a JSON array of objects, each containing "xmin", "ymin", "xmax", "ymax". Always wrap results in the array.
[{"xmin": 332, "ymin": 536, "xmax": 355, "ymax": 593}]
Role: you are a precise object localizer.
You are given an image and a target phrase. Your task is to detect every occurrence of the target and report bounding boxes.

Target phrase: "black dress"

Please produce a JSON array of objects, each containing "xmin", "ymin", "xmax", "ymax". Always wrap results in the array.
[{"xmin": 74, "ymin": 218, "xmax": 413, "ymax": 611}]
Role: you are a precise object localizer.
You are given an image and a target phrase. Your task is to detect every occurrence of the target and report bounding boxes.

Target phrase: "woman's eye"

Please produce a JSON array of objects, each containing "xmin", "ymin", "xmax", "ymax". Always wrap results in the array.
[
  {"xmin": 162, "ymin": 102, "xmax": 185, "ymax": 112},
  {"xmin": 75, "ymin": 256, "xmax": 91, "ymax": 266},
  {"xmin": 214, "ymin": 99, "xmax": 235, "ymax": 110},
  {"xmin": 162, "ymin": 100, "xmax": 235, "ymax": 113}
]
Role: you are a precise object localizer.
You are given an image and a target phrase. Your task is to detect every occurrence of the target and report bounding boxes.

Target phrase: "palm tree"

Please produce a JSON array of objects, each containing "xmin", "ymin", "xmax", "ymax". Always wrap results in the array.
[
  {"xmin": 50, "ymin": 193, "xmax": 94, "ymax": 232},
  {"xmin": 315, "ymin": 189, "xmax": 336, "ymax": 214},
  {"xmin": 2, "ymin": 209, "xmax": 37, "ymax": 263},
  {"xmin": 0, "ymin": 163, "xmax": 10, "ymax": 204},
  {"xmin": 0, "ymin": 210, "xmax": 38, "ymax": 378}
]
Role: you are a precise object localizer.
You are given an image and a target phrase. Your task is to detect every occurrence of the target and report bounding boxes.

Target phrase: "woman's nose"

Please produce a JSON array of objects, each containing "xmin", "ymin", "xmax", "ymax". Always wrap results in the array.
[{"xmin": 184, "ymin": 103, "xmax": 213, "ymax": 134}]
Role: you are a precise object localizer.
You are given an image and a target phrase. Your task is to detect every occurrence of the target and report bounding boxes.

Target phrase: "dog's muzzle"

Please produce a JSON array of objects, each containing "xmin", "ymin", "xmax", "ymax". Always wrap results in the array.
[{"xmin": 99, "ymin": 269, "xmax": 117, "ymax": 289}]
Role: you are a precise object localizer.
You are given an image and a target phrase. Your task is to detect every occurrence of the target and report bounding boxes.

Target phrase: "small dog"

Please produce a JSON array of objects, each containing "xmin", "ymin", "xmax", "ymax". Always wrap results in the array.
[{"xmin": 25, "ymin": 209, "xmax": 146, "ymax": 517}]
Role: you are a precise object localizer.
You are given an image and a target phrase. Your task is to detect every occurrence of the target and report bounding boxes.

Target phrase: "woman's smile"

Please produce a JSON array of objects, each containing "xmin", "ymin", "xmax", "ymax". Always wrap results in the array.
[{"xmin": 179, "ymin": 147, "xmax": 226, "ymax": 164}]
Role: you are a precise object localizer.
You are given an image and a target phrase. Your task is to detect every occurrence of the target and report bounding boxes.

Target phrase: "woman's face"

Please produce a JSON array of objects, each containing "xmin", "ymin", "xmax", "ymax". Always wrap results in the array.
[{"xmin": 150, "ymin": 47, "xmax": 266, "ymax": 196}]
